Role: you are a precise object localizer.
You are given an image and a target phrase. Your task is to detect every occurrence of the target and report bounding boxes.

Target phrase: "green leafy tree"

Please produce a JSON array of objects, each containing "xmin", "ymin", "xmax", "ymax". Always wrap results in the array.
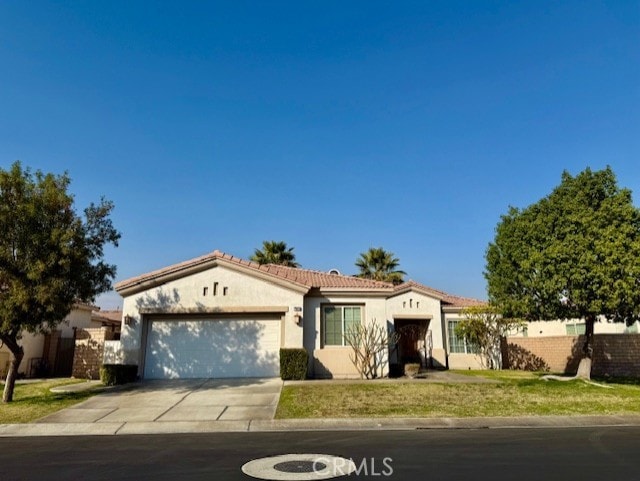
[
  {"xmin": 454, "ymin": 305, "xmax": 525, "ymax": 369},
  {"xmin": 250, "ymin": 240, "xmax": 300, "ymax": 267},
  {"xmin": 355, "ymin": 247, "xmax": 406, "ymax": 284},
  {"xmin": 485, "ymin": 167, "xmax": 640, "ymax": 378},
  {"xmin": 0, "ymin": 162, "xmax": 120, "ymax": 402}
]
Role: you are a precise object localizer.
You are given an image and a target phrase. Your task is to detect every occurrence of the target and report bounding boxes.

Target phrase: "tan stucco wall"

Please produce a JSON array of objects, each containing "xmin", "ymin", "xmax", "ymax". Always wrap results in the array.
[
  {"xmin": 303, "ymin": 294, "xmax": 390, "ymax": 378},
  {"xmin": 118, "ymin": 264, "xmax": 305, "ymax": 368},
  {"xmin": 387, "ymin": 291, "xmax": 446, "ymax": 367},
  {"xmin": 58, "ymin": 305, "xmax": 94, "ymax": 338},
  {"xmin": 0, "ymin": 305, "xmax": 95, "ymax": 377},
  {"xmin": 0, "ymin": 332, "xmax": 44, "ymax": 376},
  {"xmin": 447, "ymin": 353, "xmax": 485, "ymax": 370},
  {"xmin": 513, "ymin": 318, "xmax": 632, "ymax": 337},
  {"xmin": 386, "ymin": 290, "xmax": 445, "ymax": 352},
  {"xmin": 443, "ymin": 312, "xmax": 484, "ymax": 370},
  {"xmin": 313, "ymin": 347, "xmax": 361, "ymax": 379}
]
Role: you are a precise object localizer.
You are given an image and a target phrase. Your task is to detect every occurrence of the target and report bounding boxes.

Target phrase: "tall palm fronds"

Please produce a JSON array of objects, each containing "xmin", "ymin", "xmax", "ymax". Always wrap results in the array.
[
  {"xmin": 355, "ymin": 247, "xmax": 406, "ymax": 284},
  {"xmin": 250, "ymin": 240, "xmax": 300, "ymax": 267}
]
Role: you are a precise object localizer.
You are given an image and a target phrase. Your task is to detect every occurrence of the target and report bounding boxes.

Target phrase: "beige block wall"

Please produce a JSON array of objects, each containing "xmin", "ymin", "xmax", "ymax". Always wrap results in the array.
[
  {"xmin": 119, "ymin": 264, "xmax": 305, "ymax": 369},
  {"xmin": 504, "ymin": 334, "xmax": 640, "ymax": 377},
  {"xmin": 72, "ymin": 328, "xmax": 117, "ymax": 379}
]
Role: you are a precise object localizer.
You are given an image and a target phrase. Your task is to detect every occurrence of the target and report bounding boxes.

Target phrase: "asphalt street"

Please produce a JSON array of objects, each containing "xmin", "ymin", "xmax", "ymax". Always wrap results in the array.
[{"xmin": 1, "ymin": 427, "xmax": 639, "ymax": 480}]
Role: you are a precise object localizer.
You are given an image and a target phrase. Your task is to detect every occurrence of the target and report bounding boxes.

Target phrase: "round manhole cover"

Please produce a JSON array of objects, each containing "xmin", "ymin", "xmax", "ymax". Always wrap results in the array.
[
  {"xmin": 242, "ymin": 454, "xmax": 356, "ymax": 480},
  {"xmin": 273, "ymin": 460, "xmax": 326, "ymax": 473}
]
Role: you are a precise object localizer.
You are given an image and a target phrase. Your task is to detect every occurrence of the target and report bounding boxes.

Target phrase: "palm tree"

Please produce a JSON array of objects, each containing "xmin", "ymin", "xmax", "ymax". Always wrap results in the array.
[
  {"xmin": 250, "ymin": 240, "xmax": 300, "ymax": 267},
  {"xmin": 355, "ymin": 247, "xmax": 406, "ymax": 284}
]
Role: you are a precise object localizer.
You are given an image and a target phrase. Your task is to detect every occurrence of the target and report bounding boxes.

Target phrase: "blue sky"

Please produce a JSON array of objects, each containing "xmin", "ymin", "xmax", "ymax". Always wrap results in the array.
[{"xmin": 1, "ymin": 1, "xmax": 638, "ymax": 309}]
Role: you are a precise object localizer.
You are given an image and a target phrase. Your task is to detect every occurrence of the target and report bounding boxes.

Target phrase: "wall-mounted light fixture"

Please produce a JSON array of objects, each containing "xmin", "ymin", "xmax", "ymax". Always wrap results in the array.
[
  {"xmin": 293, "ymin": 307, "xmax": 303, "ymax": 326},
  {"xmin": 124, "ymin": 315, "xmax": 135, "ymax": 326}
]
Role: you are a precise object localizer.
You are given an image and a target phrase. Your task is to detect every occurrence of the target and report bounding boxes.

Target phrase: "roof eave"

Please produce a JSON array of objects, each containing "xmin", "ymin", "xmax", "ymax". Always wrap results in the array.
[
  {"xmin": 313, "ymin": 287, "xmax": 393, "ymax": 297},
  {"xmin": 115, "ymin": 257, "xmax": 310, "ymax": 297},
  {"xmin": 387, "ymin": 286, "xmax": 445, "ymax": 301}
]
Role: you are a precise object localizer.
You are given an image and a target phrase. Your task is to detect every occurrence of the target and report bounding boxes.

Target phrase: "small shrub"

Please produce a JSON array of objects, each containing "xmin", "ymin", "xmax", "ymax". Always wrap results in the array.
[
  {"xmin": 280, "ymin": 348, "xmax": 308, "ymax": 380},
  {"xmin": 100, "ymin": 364, "xmax": 138, "ymax": 386}
]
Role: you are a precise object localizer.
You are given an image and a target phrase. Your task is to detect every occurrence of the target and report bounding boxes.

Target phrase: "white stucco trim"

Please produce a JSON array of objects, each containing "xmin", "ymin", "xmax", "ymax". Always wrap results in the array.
[
  {"xmin": 138, "ymin": 306, "xmax": 290, "ymax": 315},
  {"xmin": 314, "ymin": 288, "xmax": 391, "ymax": 297},
  {"xmin": 387, "ymin": 285, "xmax": 445, "ymax": 301},
  {"xmin": 442, "ymin": 306, "xmax": 467, "ymax": 313},
  {"xmin": 392, "ymin": 314, "xmax": 434, "ymax": 320}
]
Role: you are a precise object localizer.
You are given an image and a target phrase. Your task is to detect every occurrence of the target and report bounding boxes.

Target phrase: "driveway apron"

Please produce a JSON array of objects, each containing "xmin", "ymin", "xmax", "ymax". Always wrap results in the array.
[{"xmin": 36, "ymin": 378, "xmax": 282, "ymax": 425}]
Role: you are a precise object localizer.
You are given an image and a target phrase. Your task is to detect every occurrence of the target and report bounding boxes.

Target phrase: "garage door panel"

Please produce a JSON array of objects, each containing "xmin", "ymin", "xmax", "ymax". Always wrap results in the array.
[{"xmin": 144, "ymin": 318, "xmax": 281, "ymax": 379}]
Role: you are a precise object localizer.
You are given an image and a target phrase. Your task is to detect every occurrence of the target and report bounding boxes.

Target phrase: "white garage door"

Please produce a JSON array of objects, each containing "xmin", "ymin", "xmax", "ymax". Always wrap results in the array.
[{"xmin": 143, "ymin": 317, "xmax": 281, "ymax": 379}]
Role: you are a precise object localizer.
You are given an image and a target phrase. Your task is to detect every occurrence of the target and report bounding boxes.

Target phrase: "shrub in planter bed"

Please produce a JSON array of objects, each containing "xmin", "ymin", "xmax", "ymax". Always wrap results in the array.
[
  {"xmin": 280, "ymin": 348, "xmax": 308, "ymax": 380},
  {"xmin": 100, "ymin": 364, "xmax": 138, "ymax": 386}
]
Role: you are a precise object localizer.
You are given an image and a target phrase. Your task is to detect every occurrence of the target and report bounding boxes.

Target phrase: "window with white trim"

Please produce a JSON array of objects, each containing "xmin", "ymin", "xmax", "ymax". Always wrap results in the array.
[
  {"xmin": 447, "ymin": 319, "xmax": 477, "ymax": 354},
  {"xmin": 322, "ymin": 305, "xmax": 362, "ymax": 346},
  {"xmin": 566, "ymin": 322, "xmax": 586, "ymax": 335}
]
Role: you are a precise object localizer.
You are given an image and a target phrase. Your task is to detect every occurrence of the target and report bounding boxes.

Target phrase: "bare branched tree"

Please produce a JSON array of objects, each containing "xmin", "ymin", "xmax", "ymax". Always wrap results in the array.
[{"xmin": 344, "ymin": 321, "xmax": 400, "ymax": 379}]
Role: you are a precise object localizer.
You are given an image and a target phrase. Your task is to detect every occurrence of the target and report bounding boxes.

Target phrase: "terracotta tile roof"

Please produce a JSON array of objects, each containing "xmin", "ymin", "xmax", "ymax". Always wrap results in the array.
[
  {"xmin": 393, "ymin": 280, "xmax": 487, "ymax": 308},
  {"xmin": 91, "ymin": 309, "xmax": 122, "ymax": 325},
  {"xmin": 114, "ymin": 250, "xmax": 486, "ymax": 306},
  {"xmin": 441, "ymin": 294, "xmax": 487, "ymax": 308},
  {"xmin": 252, "ymin": 264, "xmax": 393, "ymax": 289},
  {"xmin": 115, "ymin": 250, "xmax": 393, "ymax": 292}
]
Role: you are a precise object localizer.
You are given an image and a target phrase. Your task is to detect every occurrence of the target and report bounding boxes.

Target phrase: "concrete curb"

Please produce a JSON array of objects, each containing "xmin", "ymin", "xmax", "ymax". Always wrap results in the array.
[
  {"xmin": 2, "ymin": 415, "xmax": 640, "ymax": 437},
  {"xmin": 49, "ymin": 381, "xmax": 104, "ymax": 393}
]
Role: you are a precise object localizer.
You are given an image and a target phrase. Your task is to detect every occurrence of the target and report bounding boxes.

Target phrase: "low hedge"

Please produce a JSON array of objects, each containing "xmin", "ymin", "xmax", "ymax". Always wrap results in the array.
[
  {"xmin": 280, "ymin": 348, "xmax": 308, "ymax": 380},
  {"xmin": 100, "ymin": 364, "xmax": 139, "ymax": 386}
]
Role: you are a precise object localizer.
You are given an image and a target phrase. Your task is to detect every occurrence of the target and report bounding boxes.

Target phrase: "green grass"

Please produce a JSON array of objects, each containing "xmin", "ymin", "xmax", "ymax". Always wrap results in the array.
[
  {"xmin": 275, "ymin": 371, "xmax": 640, "ymax": 419},
  {"xmin": 0, "ymin": 379, "xmax": 101, "ymax": 423}
]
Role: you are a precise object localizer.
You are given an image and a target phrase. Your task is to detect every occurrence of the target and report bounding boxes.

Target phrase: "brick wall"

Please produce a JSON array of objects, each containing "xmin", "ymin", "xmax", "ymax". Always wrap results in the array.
[
  {"xmin": 72, "ymin": 328, "xmax": 117, "ymax": 379},
  {"xmin": 503, "ymin": 334, "xmax": 640, "ymax": 378}
]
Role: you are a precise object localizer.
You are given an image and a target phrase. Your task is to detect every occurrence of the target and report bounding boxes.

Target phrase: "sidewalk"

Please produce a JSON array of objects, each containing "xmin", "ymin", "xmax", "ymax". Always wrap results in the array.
[{"xmin": 2, "ymin": 414, "xmax": 640, "ymax": 437}]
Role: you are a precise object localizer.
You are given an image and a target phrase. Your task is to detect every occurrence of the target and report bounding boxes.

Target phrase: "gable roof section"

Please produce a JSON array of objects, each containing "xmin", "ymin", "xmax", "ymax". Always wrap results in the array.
[
  {"xmin": 115, "ymin": 250, "xmax": 392, "ymax": 296},
  {"xmin": 260, "ymin": 264, "xmax": 393, "ymax": 290},
  {"xmin": 115, "ymin": 249, "xmax": 486, "ymax": 305},
  {"xmin": 391, "ymin": 280, "xmax": 486, "ymax": 308}
]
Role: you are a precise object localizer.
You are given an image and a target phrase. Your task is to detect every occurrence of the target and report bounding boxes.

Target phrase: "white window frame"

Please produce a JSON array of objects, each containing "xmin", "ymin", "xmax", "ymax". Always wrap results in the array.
[
  {"xmin": 322, "ymin": 305, "xmax": 363, "ymax": 347},
  {"xmin": 447, "ymin": 319, "xmax": 477, "ymax": 354}
]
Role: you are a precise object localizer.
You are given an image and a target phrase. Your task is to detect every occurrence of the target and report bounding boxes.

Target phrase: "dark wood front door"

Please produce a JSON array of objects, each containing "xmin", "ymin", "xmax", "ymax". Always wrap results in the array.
[{"xmin": 395, "ymin": 319, "xmax": 430, "ymax": 364}]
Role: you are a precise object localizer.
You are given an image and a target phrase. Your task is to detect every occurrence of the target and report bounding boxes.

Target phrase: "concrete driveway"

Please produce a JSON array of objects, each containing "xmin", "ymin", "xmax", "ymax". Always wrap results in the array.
[{"xmin": 35, "ymin": 378, "xmax": 282, "ymax": 434}]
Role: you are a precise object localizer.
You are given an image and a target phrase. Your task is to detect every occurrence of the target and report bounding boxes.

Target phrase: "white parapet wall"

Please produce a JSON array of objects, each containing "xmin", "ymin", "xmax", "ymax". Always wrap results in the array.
[{"xmin": 103, "ymin": 340, "xmax": 138, "ymax": 365}]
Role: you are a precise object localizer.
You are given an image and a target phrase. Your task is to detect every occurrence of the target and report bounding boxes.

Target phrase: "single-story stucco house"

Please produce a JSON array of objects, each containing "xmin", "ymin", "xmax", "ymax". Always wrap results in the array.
[
  {"xmin": 0, "ymin": 304, "xmax": 121, "ymax": 378},
  {"xmin": 112, "ymin": 250, "xmax": 485, "ymax": 379}
]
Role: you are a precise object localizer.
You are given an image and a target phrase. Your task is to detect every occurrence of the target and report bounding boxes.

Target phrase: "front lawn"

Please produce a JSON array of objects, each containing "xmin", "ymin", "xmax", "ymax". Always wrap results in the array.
[
  {"xmin": 275, "ymin": 371, "xmax": 640, "ymax": 419},
  {"xmin": 0, "ymin": 379, "xmax": 100, "ymax": 423}
]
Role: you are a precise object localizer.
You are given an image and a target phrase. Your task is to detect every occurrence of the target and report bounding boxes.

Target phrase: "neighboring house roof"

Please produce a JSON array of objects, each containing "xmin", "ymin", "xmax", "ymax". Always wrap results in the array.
[
  {"xmin": 73, "ymin": 301, "xmax": 99, "ymax": 312},
  {"xmin": 91, "ymin": 310, "xmax": 122, "ymax": 326},
  {"xmin": 114, "ymin": 249, "xmax": 486, "ymax": 306}
]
